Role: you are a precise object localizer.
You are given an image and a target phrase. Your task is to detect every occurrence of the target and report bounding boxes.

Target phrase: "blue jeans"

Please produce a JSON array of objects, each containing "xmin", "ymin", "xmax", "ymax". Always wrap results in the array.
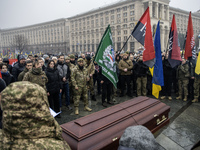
[{"xmin": 59, "ymin": 83, "xmax": 70, "ymax": 107}]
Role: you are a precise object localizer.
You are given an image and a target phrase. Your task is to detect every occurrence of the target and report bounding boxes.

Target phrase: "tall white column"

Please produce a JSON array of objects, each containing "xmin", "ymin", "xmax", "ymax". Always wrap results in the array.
[
  {"xmin": 155, "ymin": 2, "xmax": 158, "ymax": 19},
  {"xmin": 141, "ymin": 3, "xmax": 144, "ymax": 14},
  {"xmin": 161, "ymin": 4, "xmax": 164, "ymax": 20},
  {"xmin": 161, "ymin": 27, "xmax": 165, "ymax": 51},
  {"xmin": 166, "ymin": 5, "xmax": 169, "ymax": 21},
  {"xmin": 149, "ymin": 1, "xmax": 153, "ymax": 18}
]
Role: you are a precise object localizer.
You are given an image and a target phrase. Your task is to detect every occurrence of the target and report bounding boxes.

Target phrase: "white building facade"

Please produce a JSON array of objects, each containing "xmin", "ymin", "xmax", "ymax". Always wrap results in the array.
[{"xmin": 0, "ymin": 0, "xmax": 200, "ymax": 55}]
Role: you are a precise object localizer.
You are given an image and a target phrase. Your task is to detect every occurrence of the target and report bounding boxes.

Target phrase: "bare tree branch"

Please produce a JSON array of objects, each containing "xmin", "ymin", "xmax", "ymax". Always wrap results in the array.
[{"xmin": 10, "ymin": 34, "xmax": 28, "ymax": 53}]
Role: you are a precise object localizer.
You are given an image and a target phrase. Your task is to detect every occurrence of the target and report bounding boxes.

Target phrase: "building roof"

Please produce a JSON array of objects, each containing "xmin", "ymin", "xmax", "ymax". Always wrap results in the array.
[{"xmin": 1, "ymin": 18, "xmax": 68, "ymax": 31}]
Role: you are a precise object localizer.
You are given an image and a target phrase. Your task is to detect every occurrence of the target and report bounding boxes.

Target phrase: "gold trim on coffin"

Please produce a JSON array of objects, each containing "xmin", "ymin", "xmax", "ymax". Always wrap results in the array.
[{"xmin": 157, "ymin": 115, "xmax": 167, "ymax": 125}]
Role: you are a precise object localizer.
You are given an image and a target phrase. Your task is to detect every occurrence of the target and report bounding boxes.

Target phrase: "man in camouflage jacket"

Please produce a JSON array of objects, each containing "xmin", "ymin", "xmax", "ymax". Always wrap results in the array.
[
  {"xmin": 85, "ymin": 55, "xmax": 96, "ymax": 101},
  {"xmin": 23, "ymin": 60, "xmax": 48, "ymax": 91},
  {"xmin": 176, "ymin": 58, "xmax": 190, "ymax": 101},
  {"xmin": 71, "ymin": 58, "xmax": 92, "ymax": 115},
  {"xmin": 18, "ymin": 60, "xmax": 33, "ymax": 81}
]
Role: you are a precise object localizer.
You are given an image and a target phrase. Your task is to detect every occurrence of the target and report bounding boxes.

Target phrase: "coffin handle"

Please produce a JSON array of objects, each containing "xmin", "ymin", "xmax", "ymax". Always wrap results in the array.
[
  {"xmin": 157, "ymin": 115, "xmax": 167, "ymax": 125},
  {"xmin": 112, "ymin": 137, "xmax": 118, "ymax": 141}
]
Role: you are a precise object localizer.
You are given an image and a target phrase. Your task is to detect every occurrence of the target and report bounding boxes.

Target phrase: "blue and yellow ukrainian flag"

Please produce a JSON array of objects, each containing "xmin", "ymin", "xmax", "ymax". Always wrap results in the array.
[
  {"xmin": 195, "ymin": 52, "xmax": 200, "ymax": 75},
  {"xmin": 151, "ymin": 21, "xmax": 164, "ymax": 98}
]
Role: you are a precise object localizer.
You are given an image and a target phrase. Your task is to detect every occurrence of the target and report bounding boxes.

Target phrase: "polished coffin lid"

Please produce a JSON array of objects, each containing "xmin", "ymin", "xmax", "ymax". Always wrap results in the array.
[{"xmin": 61, "ymin": 96, "xmax": 170, "ymax": 149}]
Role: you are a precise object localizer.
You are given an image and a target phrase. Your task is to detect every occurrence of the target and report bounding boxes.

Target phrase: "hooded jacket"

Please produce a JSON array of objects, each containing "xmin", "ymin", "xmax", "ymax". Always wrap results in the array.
[
  {"xmin": 0, "ymin": 82, "xmax": 71, "ymax": 149},
  {"xmin": 23, "ymin": 68, "xmax": 48, "ymax": 91}
]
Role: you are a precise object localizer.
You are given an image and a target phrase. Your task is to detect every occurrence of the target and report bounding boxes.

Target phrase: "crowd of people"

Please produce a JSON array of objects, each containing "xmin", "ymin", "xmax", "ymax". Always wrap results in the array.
[
  {"xmin": 0, "ymin": 50, "xmax": 199, "ymax": 116},
  {"xmin": 0, "ymin": 50, "xmax": 200, "ymax": 149}
]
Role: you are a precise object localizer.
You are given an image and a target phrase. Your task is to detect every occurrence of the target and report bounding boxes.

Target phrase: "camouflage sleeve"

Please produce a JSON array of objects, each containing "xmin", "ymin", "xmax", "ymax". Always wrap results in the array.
[
  {"xmin": 180, "ymin": 64, "xmax": 189, "ymax": 73},
  {"xmin": 71, "ymin": 68, "xmax": 78, "ymax": 88},
  {"xmin": 190, "ymin": 63, "xmax": 195, "ymax": 77},
  {"xmin": 22, "ymin": 72, "xmax": 30, "ymax": 81},
  {"xmin": 91, "ymin": 63, "xmax": 95, "ymax": 75},
  {"xmin": 43, "ymin": 72, "xmax": 48, "ymax": 84},
  {"xmin": 18, "ymin": 72, "xmax": 23, "ymax": 81}
]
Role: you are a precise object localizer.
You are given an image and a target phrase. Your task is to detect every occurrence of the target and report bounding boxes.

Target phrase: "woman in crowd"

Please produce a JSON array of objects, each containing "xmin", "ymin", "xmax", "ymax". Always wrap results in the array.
[
  {"xmin": 0, "ymin": 63, "xmax": 15, "ymax": 86},
  {"xmin": 46, "ymin": 60, "xmax": 62, "ymax": 118}
]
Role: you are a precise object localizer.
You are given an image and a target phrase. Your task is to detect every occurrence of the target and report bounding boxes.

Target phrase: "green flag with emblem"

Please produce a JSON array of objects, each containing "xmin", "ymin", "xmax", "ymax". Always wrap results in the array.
[{"xmin": 94, "ymin": 25, "xmax": 118, "ymax": 88}]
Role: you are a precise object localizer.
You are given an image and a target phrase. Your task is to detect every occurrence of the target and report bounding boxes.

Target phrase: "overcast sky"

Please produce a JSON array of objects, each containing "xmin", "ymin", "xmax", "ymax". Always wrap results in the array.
[{"xmin": 0, "ymin": 0, "xmax": 199, "ymax": 29}]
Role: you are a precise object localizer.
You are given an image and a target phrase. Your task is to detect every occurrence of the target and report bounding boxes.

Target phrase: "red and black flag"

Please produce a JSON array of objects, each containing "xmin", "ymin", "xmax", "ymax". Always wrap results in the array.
[
  {"xmin": 168, "ymin": 15, "xmax": 182, "ymax": 68},
  {"xmin": 184, "ymin": 12, "xmax": 196, "ymax": 61},
  {"xmin": 132, "ymin": 7, "xmax": 155, "ymax": 68}
]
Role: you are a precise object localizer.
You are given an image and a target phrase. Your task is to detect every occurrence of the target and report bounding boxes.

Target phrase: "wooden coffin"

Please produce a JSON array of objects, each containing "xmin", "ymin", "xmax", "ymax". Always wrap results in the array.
[{"xmin": 61, "ymin": 96, "xmax": 170, "ymax": 150}]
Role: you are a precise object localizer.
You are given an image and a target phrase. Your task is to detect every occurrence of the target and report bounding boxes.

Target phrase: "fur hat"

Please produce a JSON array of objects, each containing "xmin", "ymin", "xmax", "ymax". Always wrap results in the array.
[
  {"xmin": 118, "ymin": 125, "xmax": 161, "ymax": 150},
  {"xmin": 43, "ymin": 54, "xmax": 49, "ymax": 59}
]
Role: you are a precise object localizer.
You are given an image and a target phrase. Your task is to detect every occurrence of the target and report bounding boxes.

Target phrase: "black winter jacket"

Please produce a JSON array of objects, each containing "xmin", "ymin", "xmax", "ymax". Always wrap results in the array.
[
  {"xmin": 99, "ymin": 67, "xmax": 112, "ymax": 84},
  {"xmin": 133, "ymin": 61, "xmax": 148, "ymax": 77},
  {"xmin": 163, "ymin": 59, "xmax": 173, "ymax": 77},
  {"xmin": 45, "ymin": 67, "xmax": 62, "ymax": 93},
  {"xmin": 12, "ymin": 62, "xmax": 25, "ymax": 81},
  {"xmin": 3, "ymin": 58, "xmax": 12, "ymax": 74},
  {"xmin": 1, "ymin": 72, "xmax": 15, "ymax": 86}
]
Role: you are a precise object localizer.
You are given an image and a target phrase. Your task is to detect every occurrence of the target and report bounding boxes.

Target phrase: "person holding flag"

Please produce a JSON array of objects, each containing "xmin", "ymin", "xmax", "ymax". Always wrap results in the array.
[
  {"xmin": 94, "ymin": 25, "xmax": 118, "ymax": 105},
  {"xmin": 160, "ymin": 51, "xmax": 173, "ymax": 100},
  {"xmin": 133, "ymin": 54, "xmax": 149, "ymax": 97},
  {"xmin": 131, "ymin": 7, "xmax": 155, "ymax": 68},
  {"xmin": 184, "ymin": 12, "xmax": 196, "ymax": 100},
  {"xmin": 167, "ymin": 15, "xmax": 182, "ymax": 68}
]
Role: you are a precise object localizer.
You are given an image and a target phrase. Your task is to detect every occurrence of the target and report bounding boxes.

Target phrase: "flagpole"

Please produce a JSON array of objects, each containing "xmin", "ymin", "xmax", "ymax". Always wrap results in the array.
[
  {"xmin": 165, "ymin": 38, "xmax": 169, "ymax": 56},
  {"xmin": 118, "ymin": 34, "xmax": 132, "ymax": 54}
]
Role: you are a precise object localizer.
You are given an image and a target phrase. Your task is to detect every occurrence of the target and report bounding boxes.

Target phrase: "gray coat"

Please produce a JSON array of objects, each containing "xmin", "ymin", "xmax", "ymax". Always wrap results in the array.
[{"xmin": 57, "ymin": 61, "xmax": 70, "ymax": 84}]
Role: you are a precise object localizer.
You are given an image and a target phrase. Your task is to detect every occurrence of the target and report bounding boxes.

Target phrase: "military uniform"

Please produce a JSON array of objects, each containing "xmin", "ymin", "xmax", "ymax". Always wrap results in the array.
[
  {"xmin": 118, "ymin": 55, "xmax": 134, "ymax": 96},
  {"xmin": 71, "ymin": 58, "xmax": 92, "ymax": 114},
  {"xmin": 176, "ymin": 62, "xmax": 190, "ymax": 101},
  {"xmin": 18, "ymin": 67, "xmax": 29, "ymax": 81},
  {"xmin": 68, "ymin": 62, "xmax": 76, "ymax": 72},
  {"xmin": 23, "ymin": 67, "xmax": 48, "ymax": 91},
  {"xmin": 0, "ymin": 82, "xmax": 71, "ymax": 149},
  {"xmin": 192, "ymin": 73, "xmax": 200, "ymax": 102},
  {"xmin": 66, "ymin": 55, "xmax": 76, "ymax": 103},
  {"xmin": 85, "ymin": 58, "xmax": 95, "ymax": 99}
]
